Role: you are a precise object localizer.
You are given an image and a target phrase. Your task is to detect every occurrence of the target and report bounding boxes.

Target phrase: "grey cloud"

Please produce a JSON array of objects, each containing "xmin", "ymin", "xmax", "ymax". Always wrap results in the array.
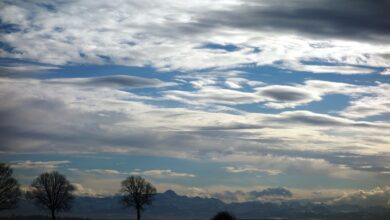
[
  {"xmin": 0, "ymin": 77, "xmax": 389, "ymax": 183},
  {"xmin": 0, "ymin": 63, "xmax": 59, "ymax": 77},
  {"xmin": 196, "ymin": 122, "xmax": 266, "ymax": 131},
  {"xmin": 1, "ymin": 0, "xmax": 389, "ymax": 73},
  {"xmin": 164, "ymin": 80, "xmax": 367, "ymax": 110},
  {"xmin": 46, "ymin": 75, "xmax": 175, "ymax": 88},
  {"xmin": 194, "ymin": 0, "xmax": 390, "ymax": 42},
  {"xmin": 0, "ymin": 79, "xmax": 242, "ymax": 156},
  {"xmin": 257, "ymin": 85, "xmax": 317, "ymax": 102},
  {"xmin": 274, "ymin": 111, "xmax": 382, "ymax": 127}
]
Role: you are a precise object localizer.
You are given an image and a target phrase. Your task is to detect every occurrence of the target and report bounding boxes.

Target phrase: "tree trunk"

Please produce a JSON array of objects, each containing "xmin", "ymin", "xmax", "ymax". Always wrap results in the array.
[
  {"xmin": 136, "ymin": 208, "xmax": 140, "ymax": 220},
  {"xmin": 51, "ymin": 209, "xmax": 56, "ymax": 220}
]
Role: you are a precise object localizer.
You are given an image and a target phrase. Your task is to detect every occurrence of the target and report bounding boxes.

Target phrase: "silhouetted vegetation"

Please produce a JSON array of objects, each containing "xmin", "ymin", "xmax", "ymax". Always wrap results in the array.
[
  {"xmin": 0, "ymin": 163, "xmax": 21, "ymax": 211},
  {"xmin": 27, "ymin": 171, "xmax": 75, "ymax": 220},
  {"xmin": 211, "ymin": 211, "xmax": 236, "ymax": 220},
  {"xmin": 120, "ymin": 175, "xmax": 156, "ymax": 220},
  {"xmin": 0, "ymin": 216, "xmax": 90, "ymax": 220}
]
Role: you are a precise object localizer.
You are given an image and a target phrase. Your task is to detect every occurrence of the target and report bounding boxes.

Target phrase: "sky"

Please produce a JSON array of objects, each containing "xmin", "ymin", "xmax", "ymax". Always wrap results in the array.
[{"xmin": 0, "ymin": 0, "xmax": 390, "ymax": 206}]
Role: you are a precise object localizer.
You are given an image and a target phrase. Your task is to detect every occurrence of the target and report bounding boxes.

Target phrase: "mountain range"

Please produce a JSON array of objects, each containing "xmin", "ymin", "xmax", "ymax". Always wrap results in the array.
[{"xmin": 1, "ymin": 190, "xmax": 390, "ymax": 220}]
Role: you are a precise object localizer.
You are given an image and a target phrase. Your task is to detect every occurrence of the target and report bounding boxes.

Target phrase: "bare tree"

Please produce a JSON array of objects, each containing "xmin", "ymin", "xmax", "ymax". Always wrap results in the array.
[
  {"xmin": 0, "ymin": 163, "xmax": 21, "ymax": 211},
  {"xmin": 120, "ymin": 176, "xmax": 157, "ymax": 220},
  {"xmin": 28, "ymin": 171, "xmax": 75, "ymax": 220}
]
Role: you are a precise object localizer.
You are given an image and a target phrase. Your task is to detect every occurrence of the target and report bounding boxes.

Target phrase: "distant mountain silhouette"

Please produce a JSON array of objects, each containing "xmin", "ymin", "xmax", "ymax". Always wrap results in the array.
[{"xmin": 1, "ymin": 190, "xmax": 390, "ymax": 220}]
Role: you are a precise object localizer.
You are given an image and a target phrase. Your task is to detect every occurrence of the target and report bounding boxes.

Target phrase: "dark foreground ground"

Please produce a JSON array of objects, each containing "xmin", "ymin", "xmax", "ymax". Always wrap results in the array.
[{"xmin": 2, "ymin": 215, "xmax": 390, "ymax": 220}]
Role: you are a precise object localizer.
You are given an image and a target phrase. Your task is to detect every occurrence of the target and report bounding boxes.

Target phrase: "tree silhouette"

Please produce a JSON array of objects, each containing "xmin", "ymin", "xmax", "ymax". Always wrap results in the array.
[
  {"xmin": 211, "ymin": 211, "xmax": 236, "ymax": 220},
  {"xmin": 120, "ymin": 176, "xmax": 157, "ymax": 220},
  {"xmin": 27, "ymin": 171, "xmax": 75, "ymax": 220},
  {"xmin": 0, "ymin": 163, "xmax": 21, "ymax": 211}
]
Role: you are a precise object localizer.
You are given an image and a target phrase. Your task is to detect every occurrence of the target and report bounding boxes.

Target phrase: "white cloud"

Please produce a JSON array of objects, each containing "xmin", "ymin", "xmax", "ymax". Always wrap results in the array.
[
  {"xmin": 131, "ymin": 169, "xmax": 196, "ymax": 178},
  {"xmin": 73, "ymin": 183, "xmax": 104, "ymax": 197},
  {"xmin": 381, "ymin": 68, "xmax": 390, "ymax": 75},
  {"xmin": 341, "ymin": 83, "xmax": 390, "ymax": 119},
  {"xmin": 331, "ymin": 186, "xmax": 390, "ymax": 207},
  {"xmin": 164, "ymin": 79, "xmax": 374, "ymax": 110},
  {"xmin": 11, "ymin": 160, "xmax": 70, "ymax": 171},
  {"xmin": 68, "ymin": 168, "xmax": 125, "ymax": 176},
  {"xmin": 0, "ymin": 1, "xmax": 389, "ymax": 73},
  {"xmin": 225, "ymin": 166, "xmax": 282, "ymax": 175},
  {"xmin": 215, "ymin": 154, "xmax": 367, "ymax": 180},
  {"xmin": 85, "ymin": 169, "xmax": 124, "ymax": 175},
  {"xmin": 0, "ymin": 77, "xmax": 389, "ymax": 182}
]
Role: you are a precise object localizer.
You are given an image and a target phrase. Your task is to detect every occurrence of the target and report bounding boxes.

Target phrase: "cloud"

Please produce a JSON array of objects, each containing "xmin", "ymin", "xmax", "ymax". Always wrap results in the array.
[
  {"xmin": 212, "ymin": 187, "xmax": 293, "ymax": 203},
  {"xmin": 46, "ymin": 75, "xmax": 175, "ymax": 88},
  {"xmin": 87, "ymin": 169, "xmax": 121, "ymax": 175},
  {"xmin": 11, "ymin": 160, "xmax": 70, "ymax": 171},
  {"xmin": 68, "ymin": 168, "xmax": 126, "ymax": 176},
  {"xmin": 164, "ymin": 79, "xmax": 371, "ymax": 109},
  {"xmin": 131, "ymin": 169, "xmax": 196, "ymax": 178},
  {"xmin": 249, "ymin": 187, "xmax": 293, "ymax": 198},
  {"xmin": 216, "ymin": 154, "xmax": 367, "ymax": 180},
  {"xmin": 291, "ymin": 64, "xmax": 376, "ymax": 75},
  {"xmin": 0, "ymin": 63, "xmax": 59, "ymax": 75},
  {"xmin": 224, "ymin": 77, "xmax": 265, "ymax": 89},
  {"xmin": 381, "ymin": 68, "xmax": 390, "ymax": 75},
  {"xmin": 225, "ymin": 166, "xmax": 282, "ymax": 175},
  {"xmin": 196, "ymin": 0, "xmax": 390, "ymax": 43},
  {"xmin": 164, "ymin": 86, "xmax": 259, "ymax": 105},
  {"xmin": 274, "ymin": 111, "xmax": 383, "ymax": 127},
  {"xmin": 0, "ymin": 0, "xmax": 389, "ymax": 73},
  {"xmin": 258, "ymin": 86, "xmax": 316, "ymax": 102},
  {"xmin": 197, "ymin": 123, "xmax": 266, "ymax": 131},
  {"xmin": 0, "ymin": 77, "xmax": 389, "ymax": 183},
  {"xmin": 85, "ymin": 169, "xmax": 124, "ymax": 175},
  {"xmin": 1, "ymin": 0, "xmax": 388, "ymax": 196},
  {"xmin": 253, "ymin": 80, "xmax": 369, "ymax": 109},
  {"xmin": 73, "ymin": 183, "xmax": 103, "ymax": 197},
  {"xmin": 256, "ymin": 85, "xmax": 320, "ymax": 108},
  {"xmin": 341, "ymin": 83, "xmax": 390, "ymax": 119},
  {"xmin": 331, "ymin": 186, "xmax": 390, "ymax": 207}
]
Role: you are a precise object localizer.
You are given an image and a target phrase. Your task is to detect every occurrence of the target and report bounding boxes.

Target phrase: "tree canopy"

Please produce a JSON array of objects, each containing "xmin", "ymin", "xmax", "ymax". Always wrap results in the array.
[
  {"xmin": 121, "ymin": 175, "xmax": 157, "ymax": 220},
  {"xmin": 28, "ymin": 171, "xmax": 75, "ymax": 220},
  {"xmin": 0, "ymin": 163, "xmax": 21, "ymax": 211}
]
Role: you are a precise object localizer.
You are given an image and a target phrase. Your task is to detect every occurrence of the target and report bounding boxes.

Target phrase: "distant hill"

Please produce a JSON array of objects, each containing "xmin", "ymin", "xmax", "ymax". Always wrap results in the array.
[{"xmin": 1, "ymin": 190, "xmax": 390, "ymax": 220}]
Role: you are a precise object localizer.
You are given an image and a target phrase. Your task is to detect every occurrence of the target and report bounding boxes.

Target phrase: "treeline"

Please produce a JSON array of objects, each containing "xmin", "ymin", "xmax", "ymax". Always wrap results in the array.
[
  {"xmin": 0, "ymin": 163, "xmax": 157, "ymax": 220},
  {"xmin": 0, "ymin": 163, "xmax": 236, "ymax": 220}
]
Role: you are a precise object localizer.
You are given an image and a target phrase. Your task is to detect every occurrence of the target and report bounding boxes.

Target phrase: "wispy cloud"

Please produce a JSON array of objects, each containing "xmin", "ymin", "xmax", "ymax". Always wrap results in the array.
[
  {"xmin": 11, "ymin": 160, "xmax": 70, "ymax": 171},
  {"xmin": 225, "ymin": 166, "xmax": 282, "ymax": 176},
  {"xmin": 0, "ymin": 64, "xmax": 59, "ymax": 75},
  {"xmin": 46, "ymin": 75, "xmax": 176, "ymax": 89},
  {"xmin": 131, "ymin": 169, "xmax": 196, "ymax": 178}
]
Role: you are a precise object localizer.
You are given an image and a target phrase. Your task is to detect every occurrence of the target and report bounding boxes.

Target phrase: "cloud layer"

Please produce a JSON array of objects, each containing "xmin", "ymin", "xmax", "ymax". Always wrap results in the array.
[
  {"xmin": 0, "ymin": 0, "xmax": 389, "ymax": 72},
  {"xmin": 0, "ymin": 0, "xmax": 389, "ymax": 201}
]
